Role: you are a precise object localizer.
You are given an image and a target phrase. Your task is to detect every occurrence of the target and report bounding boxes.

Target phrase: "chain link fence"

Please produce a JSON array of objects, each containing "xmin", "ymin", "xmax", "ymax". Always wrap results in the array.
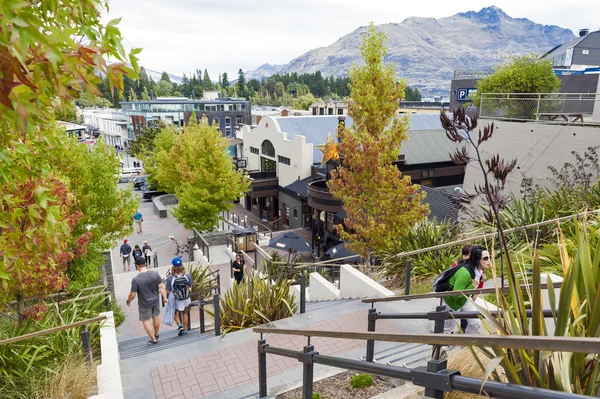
[{"xmin": 480, "ymin": 93, "xmax": 600, "ymax": 125}]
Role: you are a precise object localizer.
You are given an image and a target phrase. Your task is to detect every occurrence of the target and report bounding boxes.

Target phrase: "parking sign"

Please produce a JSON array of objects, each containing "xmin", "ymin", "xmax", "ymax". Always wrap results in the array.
[{"xmin": 457, "ymin": 88, "xmax": 476, "ymax": 101}]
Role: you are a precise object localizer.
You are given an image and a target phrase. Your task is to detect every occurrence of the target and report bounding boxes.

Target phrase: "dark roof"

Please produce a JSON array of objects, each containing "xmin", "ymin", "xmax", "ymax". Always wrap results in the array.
[
  {"xmin": 273, "ymin": 114, "xmax": 456, "ymax": 165},
  {"xmin": 543, "ymin": 33, "xmax": 592, "ymax": 58},
  {"xmin": 281, "ymin": 176, "xmax": 312, "ymax": 200},
  {"xmin": 333, "ymin": 186, "xmax": 459, "ymax": 224},
  {"xmin": 420, "ymin": 186, "xmax": 460, "ymax": 222},
  {"xmin": 119, "ymin": 99, "xmax": 249, "ymax": 105}
]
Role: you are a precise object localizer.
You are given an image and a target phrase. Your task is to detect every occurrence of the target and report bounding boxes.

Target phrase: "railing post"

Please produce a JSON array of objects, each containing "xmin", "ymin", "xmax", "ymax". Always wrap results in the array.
[
  {"xmin": 216, "ymin": 273, "xmax": 221, "ymax": 295},
  {"xmin": 534, "ymin": 229, "xmax": 542, "ymax": 249},
  {"xmin": 300, "ymin": 345, "xmax": 317, "ymax": 399},
  {"xmin": 366, "ymin": 308, "xmax": 377, "ymax": 362},
  {"xmin": 199, "ymin": 297, "xmax": 206, "ymax": 334},
  {"xmin": 431, "ymin": 306, "xmax": 447, "ymax": 360},
  {"xmin": 404, "ymin": 257, "xmax": 412, "ymax": 296},
  {"xmin": 423, "ymin": 359, "xmax": 448, "ymax": 399},
  {"xmin": 80, "ymin": 328, "xmax": 93, "ymax": 367},
  {"xmin": 230, "ymin": 259, "xmax": 234, "ymax": 279},
  {"xmin": 535, "ymin": 93, "xmax": 541, "ymax": 121},
  {"xmin": 105, "ymin": 294, "xmax": 111, "ymax": 312},
  {"xmin": 213, "ymin": 294, "xmax": 220, "ymax": 336},
  {"xmin": 300, "ymin": 274, "xmax": 306, "ymax": 314},
  {"xmin": 258, "ymin": 339, "xmax": 269, "ymax": 398}
]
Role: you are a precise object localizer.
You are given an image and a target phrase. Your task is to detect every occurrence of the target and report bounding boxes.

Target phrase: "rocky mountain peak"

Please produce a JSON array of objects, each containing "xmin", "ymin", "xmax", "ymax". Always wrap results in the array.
[{"xmin": 458, "ymin": 6, "xmax": 510, "ymax": 24}]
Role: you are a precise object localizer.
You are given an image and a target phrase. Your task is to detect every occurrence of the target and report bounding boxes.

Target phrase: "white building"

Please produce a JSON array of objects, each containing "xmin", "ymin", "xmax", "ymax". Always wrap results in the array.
[{"xmin": 81, "ymin": 109, "xmax": 128, "ymax": 148}]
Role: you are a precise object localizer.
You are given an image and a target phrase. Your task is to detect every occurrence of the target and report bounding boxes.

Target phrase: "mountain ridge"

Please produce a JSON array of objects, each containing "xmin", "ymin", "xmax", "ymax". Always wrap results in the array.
[{"xmin": 246, "ymin": 6, "xmax": 575, "ymax": 97}]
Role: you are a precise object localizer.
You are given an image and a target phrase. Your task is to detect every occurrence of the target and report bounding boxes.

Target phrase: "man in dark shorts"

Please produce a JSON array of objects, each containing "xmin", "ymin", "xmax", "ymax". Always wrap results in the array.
[{"xmin": 126, "ymin": 256, "xmax": 167, "ymax": 344}]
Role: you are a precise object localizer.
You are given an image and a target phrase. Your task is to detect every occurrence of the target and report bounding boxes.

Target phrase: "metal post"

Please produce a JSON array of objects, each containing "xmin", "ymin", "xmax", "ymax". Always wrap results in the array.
[
  {"xmin": 105, "ymin": 295, "xmax": 111, "ymax": 312},
  {"xmin": 431, "ymin": 306, "xmax": 446, "ymax": 361},
  {"xmin": 301, "ymin": 345, "xmax": 316, "ymax": 399},
  {"xmin": 300, "ymin": 274, "xmax": 306, "ymax": 314},
  {"xmin": 534, "ymin": 229, "xmax": 542, "ymax": 249},
  {"xmin": 424, "ymin": 359, "xmax": 448, "ymax": 399},
  {"xmin": 216, "ymin": 273, "xmax": 221, "ymax": 295},
  {"xmin": 366, "ymin": 308, "xmax": 377, "ymax": 362},
  {"xmin": 230, "ymin": 259, "xmax": 234, "ymax": 279},
  {"xmin": 258, "ymin": 340, "xmax": 268, "ymax": 398},
  {"xmin": 254, "ymin": 248, "xmax": 258, "ymax": 271},
  {"xmin": 404, "ymin": 257, "xmax": 412, "ymax": 296},
  {"xmin": 80, "ymin": 329, "xmax": 93, "ymax": 367},
  {"xmin": 213, "ymin": 294, "xmax": 220, "ymax": 336},
  {"xmin": 199, "ymin": 297, "xmax": 206, "ymax": 333}
]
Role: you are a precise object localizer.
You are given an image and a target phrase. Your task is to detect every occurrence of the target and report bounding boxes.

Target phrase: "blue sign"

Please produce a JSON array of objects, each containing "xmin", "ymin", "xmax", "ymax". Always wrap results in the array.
[{"xmin": 457, "ymin": 88, "xmax": 476, "ymax": 101}]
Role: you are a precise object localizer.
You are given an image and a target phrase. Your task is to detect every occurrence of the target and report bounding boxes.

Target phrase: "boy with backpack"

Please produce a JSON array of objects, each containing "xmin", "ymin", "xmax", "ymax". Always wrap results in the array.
[{"xmin": 165, "ymin": 257, "xmax": 193, "ymax": 336}]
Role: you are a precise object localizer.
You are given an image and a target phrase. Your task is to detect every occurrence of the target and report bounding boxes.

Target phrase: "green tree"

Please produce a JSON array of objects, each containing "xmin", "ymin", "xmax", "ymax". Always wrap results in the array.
[
  {"xmin": 155, "ymin": 80, "xmax": 173, "ymax": 97},
  {"xmin": 129, "ymin": 87, "xmax": 138, "ymax": 101},
  {"xmin": 328, "ymin": 23, "xmax": 429, "ymax": 262},
  {"xmin": 202, "ymin": 69, "xmax": 213, "ymax": 89},
  {"xmin": 292, "ymin": 94, "xmax": 317, "ymax": 110},
  {"xmin": 222, "ymin": 72, "xmax": 230, "ymax": 88},
  {"xmin": 473, "ymin": 54, "xmax": 560, "ymax": 106},
  {"xmin": 0, "ymin": 0, "xmax": 136, "ymax": 299},
  {"xmin": 129, "ymin": 125, "xmax": 162, "ymax": 159},
  {"xmin": 50, "ymin": 136, "xmax": 137, "ymax": 289},
  {"xmin": 237, "ymin": 69, "xmax": 248, "ymax": 98},
  {"xmin": 141, "ymin": 86, "xmax": 151, "ymax": 100},
  {"xmin": 405, "ymin": 86, "xmax": 422, "ymax": 101},
  {"xmin": 151, "ymin": 117, "xmax": 249, "ymax": 231},
  {"xmin": 160, "ymin": 71, "xmax": 172, "ymax": 84}
]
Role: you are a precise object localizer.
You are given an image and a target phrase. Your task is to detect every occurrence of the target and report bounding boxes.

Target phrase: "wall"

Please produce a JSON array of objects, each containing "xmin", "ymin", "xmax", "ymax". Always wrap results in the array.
[
  {"xmin": 278, "ymin": 191, "xmax": 305, "ymax": 229},
  {"xmin": 242, "ymin": 117, "xmax": 314, "ymax": 187},
  {"xmin": 462, "ymin": 120, "xmax": 600, "ymax": 199},
  {"xmin": 449, "ymin": 78, "xmax": 479, "ymax": 111}
]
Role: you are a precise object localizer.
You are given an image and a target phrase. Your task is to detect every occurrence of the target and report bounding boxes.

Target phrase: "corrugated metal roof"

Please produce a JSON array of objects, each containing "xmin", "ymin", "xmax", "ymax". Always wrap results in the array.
[
  {"xmin": 273, "ymin": 114, "xmax": 456, "ymax": 165},
  {"xmin": 420, "ymin": 186, "xmax": 460, "ymax": 222}
]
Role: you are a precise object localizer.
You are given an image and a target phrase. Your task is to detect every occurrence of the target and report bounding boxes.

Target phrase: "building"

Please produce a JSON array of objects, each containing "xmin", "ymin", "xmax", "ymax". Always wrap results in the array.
[
  {"xmin": 236, "ymin": 114, "xmax": 464, "ymax": 233},
  {"xmin": 309, "ymin": 101, "xmax": 348, "ymax": 116},
  {"xmin": 120, "ymin": 98, "xmax": 251, "ymax": 141},
  {"xmin": 252, "ymin": 107, "xmax": 310, "ymax": 125},
  {"xmin": 81, "ymin": 109, "xmax": 128, "ymax": 148},
  {"xmin": 57, "ymin": 121, "xmax": 89, "ymax": 140},
  {"xmin": 543, "ymin": 29, "xmax": 600, "ymax": 70}
]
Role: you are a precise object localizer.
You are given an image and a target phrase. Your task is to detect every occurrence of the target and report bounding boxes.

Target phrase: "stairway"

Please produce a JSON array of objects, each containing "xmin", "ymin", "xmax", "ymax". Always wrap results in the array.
[
  {"xmin": 118, "ymin": 328, "xmax": 214, "ymax": 360},
  {"xmin": 370, "ymin": 342, "xmax": 431, "ymax": 368}
]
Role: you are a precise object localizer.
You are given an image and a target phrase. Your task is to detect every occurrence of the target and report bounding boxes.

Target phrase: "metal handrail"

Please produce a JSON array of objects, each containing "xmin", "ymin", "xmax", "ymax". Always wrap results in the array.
[
  {"xmin": 253, "ymin": 327, "xmax": 600, "ymax": 354},
  {"xmin": 0, "ymin": 315, "xmax": 107, "ymax": 346}
]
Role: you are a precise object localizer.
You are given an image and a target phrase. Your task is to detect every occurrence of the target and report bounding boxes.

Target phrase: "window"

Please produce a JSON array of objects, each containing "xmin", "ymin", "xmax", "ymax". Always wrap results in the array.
[
  {"xmin": 337, "ymin": 108, "xmax": 344, "ymax": 115},
  {"xmin": 236, "ymin": 116, "xmax": 243, "ymax": 124},
  {"xmin": 212, "ymin": 117, "xmax": 220, "ymax": 128},
  {"xmin": 328, "ymin": 108, "xmax": 334, "ymax": 115},
  {"xmin": 319, "ymin": 108, "xmax": 324, "ymax": 115},
  {"xmin": 278, "ymin": 156, "xmax": 290, "ymax": 165},
  {"xmin": 293, "ymin": 208, "xmax": 298, "ymax": 219},
  {"xmin": 225, "ymin": 117, "xmax": 231, "ymax": 126},
  {"xmin": 582, "ymin": 49, "xmax": 590, "ymax": 55},
  {"xmin": 312, "ymin": 107, "xmax": 317, "ymax": 116},
  {"xmin": 261, "ymin": 140, "xmax": 275, "ymax": 157},
  {"xmin": 250, "ymin": 146, "xmax": 259, "ymax": 155},
  {"xmin": 421, "ymin": 170, "xmax": 435, "ymax": 178}
]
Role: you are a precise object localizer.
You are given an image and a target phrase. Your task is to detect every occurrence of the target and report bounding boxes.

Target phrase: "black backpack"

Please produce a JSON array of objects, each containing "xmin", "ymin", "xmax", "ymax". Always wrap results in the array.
[
  {"xmin": 432, "ymin": 263, "xmax": 475, "ymax": 292},
  {"xmin": 171, "ymin": 275, "xmax": 191, "ymax": 301}
]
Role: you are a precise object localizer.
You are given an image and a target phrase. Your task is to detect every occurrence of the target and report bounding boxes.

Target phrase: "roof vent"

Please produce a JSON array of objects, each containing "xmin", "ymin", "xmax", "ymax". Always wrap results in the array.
[{"xmin": 579, "ymin": 29, "xmax": 590, "ymax": 37}]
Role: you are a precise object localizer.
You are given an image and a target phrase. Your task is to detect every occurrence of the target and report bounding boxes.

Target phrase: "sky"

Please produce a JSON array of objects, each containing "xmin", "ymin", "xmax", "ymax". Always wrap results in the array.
[{"xmin": 105, "ymin": 0, "xmax": 600, "ymax": 79}]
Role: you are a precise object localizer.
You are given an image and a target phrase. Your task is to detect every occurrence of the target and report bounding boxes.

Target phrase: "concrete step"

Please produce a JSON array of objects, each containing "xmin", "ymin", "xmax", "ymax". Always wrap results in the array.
[
  {"xmin": 371, "ymin": 342, "xmax": 431, "ymax": 368},
  {"xmin": 118, "ymin": 328, "xmax": 214, "ymax": 360}
]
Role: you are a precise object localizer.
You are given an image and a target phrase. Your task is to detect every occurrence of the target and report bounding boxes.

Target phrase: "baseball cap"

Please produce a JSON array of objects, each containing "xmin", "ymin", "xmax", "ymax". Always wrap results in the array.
[
  {"xmin": 124, "ymin": 239, "xmax": 128, "ymax": 243},
  {"xmin": 171, "ymin": 257, "xmax": 183, "ymax": 266},
  {"xmin": 135, "ymin": 256, "xmax": 146, "ymax": 266}
]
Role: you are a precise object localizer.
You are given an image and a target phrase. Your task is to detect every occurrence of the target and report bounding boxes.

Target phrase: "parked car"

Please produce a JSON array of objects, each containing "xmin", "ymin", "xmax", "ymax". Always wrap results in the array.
[
  {"xmin": 142, "ymin": 187, "xmax": 167, "ymax": 200},
  {"xmin": 132, "ymin": 175, "xmax": 148, "ymax": 190}
]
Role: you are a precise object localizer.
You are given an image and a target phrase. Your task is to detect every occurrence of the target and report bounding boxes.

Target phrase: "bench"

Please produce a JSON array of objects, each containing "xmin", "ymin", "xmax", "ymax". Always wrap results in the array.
[
  {"xmin": 535, "ymin": 112, "xmax": 584, "ymax": 123},
  {"xmin": 152, "ymin": 195, "xmax": 168, "ymax": 218}
]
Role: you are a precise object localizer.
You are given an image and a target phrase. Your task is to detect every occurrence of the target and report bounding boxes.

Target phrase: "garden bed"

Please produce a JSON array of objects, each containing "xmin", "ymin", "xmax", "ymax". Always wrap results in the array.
[{"xmin": 276, "ymin": 370, "xmax": 395, "ymax": 399}]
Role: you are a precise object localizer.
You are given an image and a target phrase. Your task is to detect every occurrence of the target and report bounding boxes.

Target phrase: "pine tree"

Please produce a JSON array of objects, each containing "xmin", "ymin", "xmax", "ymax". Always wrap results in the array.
[
  {"xmin": 202, "ymin": 69, "xmax": 212, "ymax": 89},
  {"xmin": 328, "ymin": 23, "xmax": 429, "ymax": 261},
  {"xmin": 222, "ymin": 72, "xmax": 230, "ymax": 88}
]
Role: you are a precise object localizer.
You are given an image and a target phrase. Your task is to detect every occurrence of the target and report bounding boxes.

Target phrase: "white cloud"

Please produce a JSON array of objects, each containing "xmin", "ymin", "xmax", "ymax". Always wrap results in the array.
[{"xmin": 105, "ymin": 0, "xmax": 599, "ymax": 78}]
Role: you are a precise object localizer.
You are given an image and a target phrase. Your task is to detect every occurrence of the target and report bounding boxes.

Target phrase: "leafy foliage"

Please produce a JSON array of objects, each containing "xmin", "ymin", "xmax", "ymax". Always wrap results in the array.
[
  {"xmin": 472, "ymin": 55, "xmax": 560, "ymax": 106},
  {"xmin": 328, "ymin": 23, "xmax": 429, "ymax": 258},
  {"xmin": 0, "ymin": 0, "xmax": 139, "ymax": 134},
  {"xmin": 380, "ymin": 218, "xmax": 463, "ymax": 280},
  {"xmin": 350, "ymin": 374, "xmax": 374, "ymax": 388},
  {"xmin": 218, "ymin": 272, "xmax": 297, "ymax": 334},
  {"xmin": 129, "ymin": 124, "xmax": 163, "ymax": 159},
  {"xmin": 149, "ymin": 117, "xmax": 250, "ymax": 231}
]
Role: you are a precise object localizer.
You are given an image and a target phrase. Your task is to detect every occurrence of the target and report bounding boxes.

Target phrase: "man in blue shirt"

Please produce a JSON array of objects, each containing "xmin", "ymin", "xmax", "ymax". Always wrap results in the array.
[{"xmin": 133, "ymin": 211, "xmax": 144, "ymax": 234}]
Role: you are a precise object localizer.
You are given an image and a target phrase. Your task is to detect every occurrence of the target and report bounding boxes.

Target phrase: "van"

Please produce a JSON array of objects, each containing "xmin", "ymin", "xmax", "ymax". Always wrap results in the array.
[{"xmin": 119, "ymin": 167, "xmax": 144, "ymax": 183}]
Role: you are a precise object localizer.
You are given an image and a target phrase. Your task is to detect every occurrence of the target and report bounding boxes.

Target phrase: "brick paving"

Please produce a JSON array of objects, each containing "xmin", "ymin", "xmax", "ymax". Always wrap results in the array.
[{"xmin": 150, "ymin": 308, "xmax": 401, "ymax": 399}]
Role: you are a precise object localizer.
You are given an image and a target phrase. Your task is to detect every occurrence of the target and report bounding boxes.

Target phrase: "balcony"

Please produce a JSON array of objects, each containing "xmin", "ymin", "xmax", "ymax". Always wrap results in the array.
[
  {"xmin": 307, "ymin": 178, "xmax": 343, "ymax": 213},
  {"xmin": 246, "ymin": 170, "xmax": 278, "ymax": 198}
]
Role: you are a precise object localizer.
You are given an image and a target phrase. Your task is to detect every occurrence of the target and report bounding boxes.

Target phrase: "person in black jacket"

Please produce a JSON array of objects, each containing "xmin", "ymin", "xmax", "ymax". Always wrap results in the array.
[
  {"xmin": 132, "ymin": 244, "xmax": 144, "ymax": 262},
  {"xmin": 232, "ymin": 254, "xmax": 245, "ymax": 284}
]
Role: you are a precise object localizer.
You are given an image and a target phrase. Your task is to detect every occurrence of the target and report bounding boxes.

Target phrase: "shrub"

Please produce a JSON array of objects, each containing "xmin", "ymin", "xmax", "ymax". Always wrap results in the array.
[
  {"xmin": 350, "ymin": 373, "xmax": 374, "ymax": 388},
  {"xmin": 164, "ymin": 262, "xmax": 217, "ymax": 301},
  {"xmin": 312, "ymin": 393, "xmax": 321, "ymax": 399},
  {"xmin": 111, "ymin": 298, "xmax": 125, "ymax": 327},
  {"xmin": 217, "ymin": 272, "xmax": 297, "ymax": 334}
]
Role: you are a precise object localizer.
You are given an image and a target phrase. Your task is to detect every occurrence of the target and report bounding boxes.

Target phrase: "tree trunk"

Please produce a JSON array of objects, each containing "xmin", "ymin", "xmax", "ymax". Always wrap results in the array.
[{"xmin": 16, "ymin": 292, "xmax": 25, "ymax": 324}]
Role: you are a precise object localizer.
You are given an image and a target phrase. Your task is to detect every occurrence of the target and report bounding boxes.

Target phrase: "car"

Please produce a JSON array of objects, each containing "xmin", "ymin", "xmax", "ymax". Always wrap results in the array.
[
  {"xmin": 142, "ymin": 187, "xmax": 167, "ymax": 200},
  {"xmin": 132, "ymin": 175, "xmax": 148, "ymax": 190},
  {"xmin": 119, "ymin": 167, "xmax": 144, "ymax": 183}
]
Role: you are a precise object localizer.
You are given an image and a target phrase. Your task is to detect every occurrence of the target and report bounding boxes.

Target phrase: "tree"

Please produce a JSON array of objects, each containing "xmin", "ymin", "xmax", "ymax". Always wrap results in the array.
[
  {"xmin": 0, "ymin": 0, "xmax": 140, "ymax": 134},
  {"xmin": 150, "ymin": 116, "xmax": 249, "ymax": 231},
  {"xmin": 129, "ymin": 125, "xmax": 163, "ymax": 159},
  {"xmin": 202, "ymin": 69, "xmax": 213, "ymax": 89},
  {"xmin": 473, "ymin": 54, "xmax": 560, "ymax": 106},
  {"xmin": 328, "ymin": 23, "xmax": 429, "ymax": 263},
  {"xmin": 292, "ymin": 94, "xmax": 317, "ymax": 110},
  {"xmin": 160, "ymin": 71, "xmax": 172, "ymax": 84},
  {"xmin": 405, "ymin": 86, "xmax": 422, "ymax": 101},
  {"xmin": 129, "ymin": 87, "xmax": 138, "ymax": 102},
  {"xmin": 237, "ymin": 69, "xmax": 248, "ymax": 98},
  {"xmin": 0, "ymin": 0, "xmax": 136, "ymax": 310},
  {"xmin": 221, "ymin": 72, "xmax": 230, "ymax": 88},
  {"xmin": 141, "ymin": 87, "xmax": 151, "ymax": 100},
  {"xmin": 155, "ymin": 80, "xmax": 173, "ymax": 97}
]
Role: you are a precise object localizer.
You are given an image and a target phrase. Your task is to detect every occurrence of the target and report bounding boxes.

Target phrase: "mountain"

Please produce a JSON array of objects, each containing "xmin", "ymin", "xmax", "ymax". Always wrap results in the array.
[
  {"xmin": 145, "ymin": 68, "xmax": 183, "ymax": 84},
  {"xmin": 252, "ymin": 6, "xmax": 575, "ymax": 97},
  {"xmin": 245, "ymin": 63, "xmax": 285, "ymax": 81}
]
